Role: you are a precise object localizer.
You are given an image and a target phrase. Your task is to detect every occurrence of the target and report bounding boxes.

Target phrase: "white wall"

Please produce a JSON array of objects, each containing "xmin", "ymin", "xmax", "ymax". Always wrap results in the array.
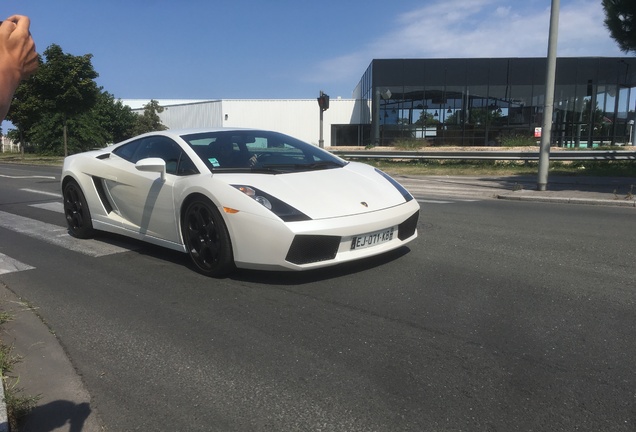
[
  {"xmin": 127, "ymin": 98, "xmax": 368, "ymax": 147},
  {"xmin": 158, "ymin": 101, "xmax": 224, "ymax": 129}
]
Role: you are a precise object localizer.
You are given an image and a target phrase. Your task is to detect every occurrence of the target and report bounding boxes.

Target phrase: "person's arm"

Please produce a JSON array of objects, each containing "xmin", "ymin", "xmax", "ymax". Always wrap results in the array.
[{"xmin": 0, "ymin": 15, "xmax": 38, "ymax": 121}]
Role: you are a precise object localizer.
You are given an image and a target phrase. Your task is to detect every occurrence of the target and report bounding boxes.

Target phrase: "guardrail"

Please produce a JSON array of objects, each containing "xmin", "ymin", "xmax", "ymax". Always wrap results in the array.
[{"xmin": 331, "ymin": 150, "xmax": 636, "ymax": 161}]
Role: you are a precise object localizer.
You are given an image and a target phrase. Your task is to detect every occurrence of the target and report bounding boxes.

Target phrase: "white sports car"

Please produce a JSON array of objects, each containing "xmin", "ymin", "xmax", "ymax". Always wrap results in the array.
[{"xmin": 61, "ymin": 128, "xmax": 420, "ymax": 276}]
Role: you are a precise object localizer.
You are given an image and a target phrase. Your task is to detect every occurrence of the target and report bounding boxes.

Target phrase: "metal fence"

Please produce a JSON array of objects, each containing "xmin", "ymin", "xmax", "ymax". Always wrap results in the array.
[{"xmin": 331, "ymin": 150, "xmax": 636, "ymax": 161}]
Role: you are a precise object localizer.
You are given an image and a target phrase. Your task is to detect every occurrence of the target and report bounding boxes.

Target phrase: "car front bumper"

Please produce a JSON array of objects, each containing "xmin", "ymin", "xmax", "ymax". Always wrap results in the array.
[{"xmin": 226, "ymin": 199, "xmax": 420, "ymax": 271}]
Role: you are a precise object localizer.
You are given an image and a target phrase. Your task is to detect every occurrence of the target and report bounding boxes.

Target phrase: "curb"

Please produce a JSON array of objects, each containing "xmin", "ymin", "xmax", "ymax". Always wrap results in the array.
[
  {"xmin": 497, "ymin": 194, "xmax": 636, "ymax": 207},
  {"xmin": 0, "ymin": 373, "xmax": 7, "ymax": 432}
]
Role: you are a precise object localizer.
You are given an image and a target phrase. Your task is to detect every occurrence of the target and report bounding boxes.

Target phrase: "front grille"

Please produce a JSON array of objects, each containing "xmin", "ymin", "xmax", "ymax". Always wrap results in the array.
[
  {"xmin": 398, "ymin": 211, "xmax": 419, "ymax": 240},
  {"xmin": 285, "ymin": 235, "xmax": 341, "ymax": 265}
]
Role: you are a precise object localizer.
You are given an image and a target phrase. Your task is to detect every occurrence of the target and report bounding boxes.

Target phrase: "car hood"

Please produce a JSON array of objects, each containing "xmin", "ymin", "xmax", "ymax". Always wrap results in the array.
[{"xmin": 216, "ymin": 162, "xmax": 411, "ymax": 220}]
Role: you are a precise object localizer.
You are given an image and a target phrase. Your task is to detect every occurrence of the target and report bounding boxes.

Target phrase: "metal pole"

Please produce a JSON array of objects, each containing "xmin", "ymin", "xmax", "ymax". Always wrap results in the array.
[
  {"xmin": 373, "ymin": 89, "xmax": 380, "ymax": 146},
  {"xmin": 319, "ymin": 109, "xmax": 324, "ymax": 148},
  {"xmin": 537, "ymin": 0, "xmax": 560, "ymax": 191}
]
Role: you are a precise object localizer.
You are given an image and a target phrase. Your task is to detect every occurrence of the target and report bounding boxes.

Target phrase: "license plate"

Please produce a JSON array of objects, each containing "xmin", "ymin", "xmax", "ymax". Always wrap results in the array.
[{"xmin": 351, "ymin": 227, "xmax": 395, "ymax": 250}]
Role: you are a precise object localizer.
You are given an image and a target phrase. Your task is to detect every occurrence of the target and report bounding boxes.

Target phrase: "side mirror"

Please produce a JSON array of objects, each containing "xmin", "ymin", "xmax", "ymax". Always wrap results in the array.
[{"xmin": 135, "ymin": 157, "xmax": 166, "ymax": 181}]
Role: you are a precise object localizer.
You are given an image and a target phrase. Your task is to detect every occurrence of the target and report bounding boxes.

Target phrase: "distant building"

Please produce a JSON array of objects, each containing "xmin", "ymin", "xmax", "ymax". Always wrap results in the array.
[
  {"xmin": 125, "ymin": 57, "xmax": 636, "ymax": 148},
  {"xmin": 355, "ymin": 58, "xmax": 636, "ymax": 147},
  {"xmin": 123, "ymin": 98, "xmax": 367, "ymax": 148}
]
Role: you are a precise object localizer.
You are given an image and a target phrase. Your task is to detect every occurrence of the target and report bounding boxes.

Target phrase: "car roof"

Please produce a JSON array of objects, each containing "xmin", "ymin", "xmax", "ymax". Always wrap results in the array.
[{"xmin": 158, "ymin": 127, "xmax": 261, "ymax": 138}]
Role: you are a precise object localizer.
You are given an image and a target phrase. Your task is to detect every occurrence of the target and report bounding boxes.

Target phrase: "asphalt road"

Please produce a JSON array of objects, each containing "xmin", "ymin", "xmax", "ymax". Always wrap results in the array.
[{"xmin": 1, "ymin": 163, "xmax": 635, "ymax": 431}]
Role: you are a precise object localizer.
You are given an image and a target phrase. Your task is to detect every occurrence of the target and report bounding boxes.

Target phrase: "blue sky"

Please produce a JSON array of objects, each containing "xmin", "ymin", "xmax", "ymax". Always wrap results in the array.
[{"xmin": 1, "ymin": 0, "xmax": 626, "ymax": 101}]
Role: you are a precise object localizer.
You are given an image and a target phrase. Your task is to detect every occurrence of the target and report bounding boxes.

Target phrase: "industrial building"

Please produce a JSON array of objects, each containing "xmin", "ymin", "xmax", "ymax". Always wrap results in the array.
[
  {"xmin": 126, "ymin": 57, "xmax": 636, "ymax": 148},
  {"xmin": 123, "ymin": 98, "xmax": 365, "ymax": 148}
]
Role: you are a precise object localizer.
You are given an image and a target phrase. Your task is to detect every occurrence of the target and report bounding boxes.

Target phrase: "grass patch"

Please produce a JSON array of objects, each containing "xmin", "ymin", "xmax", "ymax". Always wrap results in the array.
[
  {"xmin": 499, "ymin": 134, "xmax": 537, "ymax": 147},
  {"xmin": 363, "ymin": 159, "xmax": 636, "ymax": 177},
  {"xmin": 0, "ymin": 153, "xmax": 64, "ymax": 166},
  {"xmin": 0, "ymin": 308, "xmax": 41, "ymax": 430},
  {"xmin": 1, "ymin": 151, "xmax": 634, "ymax": 178},
  {"xmin": 391, "ymin": 139, "xmax": 431, "ymax": 150}
]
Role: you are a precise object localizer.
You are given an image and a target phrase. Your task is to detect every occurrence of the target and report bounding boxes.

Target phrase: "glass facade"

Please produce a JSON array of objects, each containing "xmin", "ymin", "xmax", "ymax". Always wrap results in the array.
[{"xmin": 352, "ymin": 58, "xmax": 636, "ymax": 147}]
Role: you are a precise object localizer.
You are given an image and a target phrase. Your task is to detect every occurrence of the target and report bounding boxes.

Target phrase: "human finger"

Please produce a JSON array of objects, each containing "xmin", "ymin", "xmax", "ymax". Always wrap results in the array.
[
  {"xmin": 5, "ymin": 15, "xmax": 31, "ymax": 35},
  {"xmin": 0, "ymin": 19, "xmax": 17, "ymax": 35}
]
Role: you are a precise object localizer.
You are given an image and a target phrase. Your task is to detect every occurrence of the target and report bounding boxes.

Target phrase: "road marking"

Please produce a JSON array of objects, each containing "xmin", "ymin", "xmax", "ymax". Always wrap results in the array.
[
  {"xmin": 416, "ymin": 198, "xmax": 480, "ymax": 204},
  {"xmin": 0, "ymin": 252, "xmax": 35, "ymax": 275},
  {"xmin": 20, "ymin": 188, "xmax": 61, "ymax": 198},
  {"xmin": 29, "ymin": 202, "xmax": 64, "ymax": 213},
  {"xmin": 0, "ymin": 210, "xmax": 133, "ymax": 257},
  {"xmin": 0, "ymin": 174, "xmax": 56, "ymax": 180},
  {"xmin": 417, "ymin": 199, "xmax": 455, "ymax": 204}
]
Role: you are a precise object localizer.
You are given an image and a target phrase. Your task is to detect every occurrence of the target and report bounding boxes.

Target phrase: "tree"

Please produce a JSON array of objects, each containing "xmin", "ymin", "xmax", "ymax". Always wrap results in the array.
[
  {"xmin": 90, "ymin": 91, "xmax": 138, "ymax": 144},
  {"xmin": 5, "ymin": 53, "xmax": 45, "ymax": 147},
  {"xmin": 132, "ymin": 100, "xmax": 168, "ymax": 136},
  {"xmin": 415, "ymin": 111, "xmax": 440, "ymax": 127},
  {"xmin": 7, "ymin": 44, "xmax": 100, "ymax": 155},
  {"xmin": 7, "ymin": 44, "xmax": 166, "ymax": 155},
  {"xmin": 603, "ymin": 0, "xmax": 636, "ymax": 53}
]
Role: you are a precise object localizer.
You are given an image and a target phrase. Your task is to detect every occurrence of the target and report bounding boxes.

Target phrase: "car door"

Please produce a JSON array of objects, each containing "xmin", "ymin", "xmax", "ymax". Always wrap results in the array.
[{"xmin": 105, "ymin": 136, "xmax": 183, "ymax": 243}]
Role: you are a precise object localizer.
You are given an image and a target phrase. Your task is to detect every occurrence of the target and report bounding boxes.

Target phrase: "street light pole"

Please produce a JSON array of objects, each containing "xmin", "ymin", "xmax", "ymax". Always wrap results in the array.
[
  {"xmin": 317, "ymin": 91, "xmax": 329, "ymax": 148},
  {"xmin": 537, "ymin": 0, "xmax": 560, "ymax": 191},
  {"xmin": 319, "ymin": 108, "xmax": 324, "ymax": 148}
]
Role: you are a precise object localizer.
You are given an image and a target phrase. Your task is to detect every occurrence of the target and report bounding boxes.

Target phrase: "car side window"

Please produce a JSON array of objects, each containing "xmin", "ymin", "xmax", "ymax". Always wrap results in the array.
[
  {"xmin": 176, "ymin": 154, "xmax": 199, "ymax": 176},
  {"xmin": 113, "ymin": 136, "xmax": 199, "ymax": 176},
  {"xmin": 112, "ymin": 139, "xmax": 142, "ymax": 162}
]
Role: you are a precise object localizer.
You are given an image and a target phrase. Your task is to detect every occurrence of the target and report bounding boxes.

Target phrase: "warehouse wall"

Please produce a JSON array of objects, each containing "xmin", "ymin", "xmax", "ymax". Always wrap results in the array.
[{"xmin": 127, "ymin": 98, "xmax": 364, "ymax": 147}]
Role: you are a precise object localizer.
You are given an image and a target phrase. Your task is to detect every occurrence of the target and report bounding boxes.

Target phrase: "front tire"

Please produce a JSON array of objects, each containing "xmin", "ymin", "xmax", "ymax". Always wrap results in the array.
[
  {"xmin": 182, "ymin": 198, "xmax": 235, "ymax": 277},
  {"xmin": 63, "ymin": 179, "xmax": 95, "ymax": 239}
]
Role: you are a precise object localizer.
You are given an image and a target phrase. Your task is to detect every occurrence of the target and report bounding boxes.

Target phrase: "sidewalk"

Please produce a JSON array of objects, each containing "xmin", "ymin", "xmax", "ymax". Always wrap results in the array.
[
  {"xmin": 0, "ymin": 174, "xmax": 633, "ymax": 431},
  {"xmin": 494, "ymin": 175, "xmax": 636, "ymax": 207},
  {"xmin": 0, "ymin": 286, "xmax": 103, "ymax": 432},
  {"xmin": 396, "ymin": 174, "xmax": 636, "ymax": 207}
]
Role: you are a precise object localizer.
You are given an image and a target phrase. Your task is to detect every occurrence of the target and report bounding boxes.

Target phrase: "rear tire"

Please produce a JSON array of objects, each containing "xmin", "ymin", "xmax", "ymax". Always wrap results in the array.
[
  {"xmin": 182, "ymin": 198, "xmax": 235, "ymax": 277},
  {"xmin": 63, "ymin": 179, "xmax": 95, "ymax": 239}
]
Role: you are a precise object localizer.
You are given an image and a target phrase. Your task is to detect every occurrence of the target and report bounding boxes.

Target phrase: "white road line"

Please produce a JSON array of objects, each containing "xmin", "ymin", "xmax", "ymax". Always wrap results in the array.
[
  {"xmin": 29, "ymin": 202, "xmax": 64, "ymax": 213},
  {"xmin": 407, "ymin": 186, "xmax": 496, "ymax": 197},
  {"xmin": 0, "ymin": 252, "xmax": 35, "ymax": 275},
  {"xmin": 0, "ymin": 210, "xmax": 133, "ymax": 257},
  {"xmin": 0, "ymin": 174, "xmax": 56, "ymax": 180},
  {"xmin": 417, "ymin": 199, "xmax": 455, "ymax": 204},
  {"xmin": 416, "ymin": 197, "xmax": 480, "ymax": 204},
  {"xmin": 20, "ymin": 188, "xmax": 61, "ymax": 198}
]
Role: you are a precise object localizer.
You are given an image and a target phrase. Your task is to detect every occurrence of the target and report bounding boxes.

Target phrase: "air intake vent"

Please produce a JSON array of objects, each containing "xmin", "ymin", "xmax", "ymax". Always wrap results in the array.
[
  {"xmin": 92, "ymin": 177, "xmax": 113, "ymax": 214},
  {"xmin": 285, "ymin": 235, "xmax": 341, "ymax": 265},
  {"xmin": 398, "ymin": 212, "xmax": 419, "ymax": 241}
]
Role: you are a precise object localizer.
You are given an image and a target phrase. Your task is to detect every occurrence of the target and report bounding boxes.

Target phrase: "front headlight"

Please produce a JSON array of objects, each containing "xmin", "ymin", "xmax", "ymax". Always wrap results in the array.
[
  {"xmin": 234, "ymin": 186, "xmax": 272, "ymax": 209},
  {"xmin": 232, "ymin": 185, "xmax": 311, "ymax": 222}
]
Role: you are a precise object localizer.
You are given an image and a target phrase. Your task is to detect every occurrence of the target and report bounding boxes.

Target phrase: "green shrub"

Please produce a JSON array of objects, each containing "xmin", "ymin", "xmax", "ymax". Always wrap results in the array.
[
  {"xmin": 391, "ymin": 139, "xmax": 430, "ymax": 150},
  {"xmin": 499, "ymin": 134, "xmax": 538, "ymax": 147}
]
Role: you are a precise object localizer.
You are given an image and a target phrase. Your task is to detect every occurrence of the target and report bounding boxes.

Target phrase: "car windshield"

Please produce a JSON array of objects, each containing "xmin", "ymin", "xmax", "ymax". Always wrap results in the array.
[{"xmin": 181, "ymin": 130, "xmax": 347, "ymax": 173}]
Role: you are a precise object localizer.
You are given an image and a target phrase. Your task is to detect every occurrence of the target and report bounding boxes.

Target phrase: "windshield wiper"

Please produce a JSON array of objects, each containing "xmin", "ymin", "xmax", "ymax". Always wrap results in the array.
[
  {"xmin": 263, "ymin": 161, "xmax": 344, "ymax": 171},
  {"xmin": 305, "ymin": 161, "xmax": 344, "ymax": 170},
  {"xmin": 212, "ymin": 167, "xmax": 283, "ymax": 174}
]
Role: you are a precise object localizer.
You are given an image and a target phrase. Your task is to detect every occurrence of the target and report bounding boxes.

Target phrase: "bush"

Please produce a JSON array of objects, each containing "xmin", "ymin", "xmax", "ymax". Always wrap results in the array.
[
  {"xmin": 499, "ymin": 134, "xmax": 537, "ymax": 147},
  {"xmin": 391, "ymin": 139, "xmax": 430, "ymax": 150}
]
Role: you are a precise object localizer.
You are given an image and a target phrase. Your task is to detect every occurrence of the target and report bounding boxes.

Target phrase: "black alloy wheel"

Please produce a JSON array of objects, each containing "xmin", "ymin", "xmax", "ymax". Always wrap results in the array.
[
  {"xmin": 183, "ymin": 198, "xmax": 234, "ymax": 277},
  {"xmin": 63, "ymin": 180, "xmax": 95, "ymax": 239}
]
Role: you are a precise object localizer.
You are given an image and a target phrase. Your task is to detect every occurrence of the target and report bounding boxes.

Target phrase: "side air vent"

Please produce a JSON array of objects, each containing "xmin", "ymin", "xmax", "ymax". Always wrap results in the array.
[
  {"xmin": 285, "ymin": 235, "xmax": 341, "ymax": 265},
  {"xmin": 92, "ymin": 177, "xmax": 113, "ymax": 214}
]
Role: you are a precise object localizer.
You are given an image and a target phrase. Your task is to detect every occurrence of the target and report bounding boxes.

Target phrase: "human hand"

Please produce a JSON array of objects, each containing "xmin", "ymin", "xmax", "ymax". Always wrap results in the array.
[{"xmin": 0, "ymin": 15, "xmax": 38, "ymax": 81}]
